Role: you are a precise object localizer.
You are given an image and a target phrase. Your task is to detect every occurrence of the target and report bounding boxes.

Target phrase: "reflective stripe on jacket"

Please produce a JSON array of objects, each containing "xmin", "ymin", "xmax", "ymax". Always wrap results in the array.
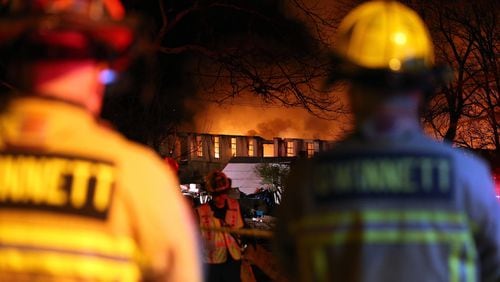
[
  {"xmin": 197, "ymin": 198, "xmax": 243, "ymax": 263},
  {"xmin": 0, "ymin": 97, "xmax": 202, "ymax": 282},
  {"xmin": 275, "ymin": 131, "xmax": 500, "ymax": 282}
]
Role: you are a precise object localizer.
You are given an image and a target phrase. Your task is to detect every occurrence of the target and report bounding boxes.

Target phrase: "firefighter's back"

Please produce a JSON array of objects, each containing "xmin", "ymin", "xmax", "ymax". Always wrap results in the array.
[
  {"xmin": 0, "ymin": 97, "xmax": 198, "ymax": 281},
  {"xmin": 286, "ymin": 132, "xmax": 499, "ymax": 282}
]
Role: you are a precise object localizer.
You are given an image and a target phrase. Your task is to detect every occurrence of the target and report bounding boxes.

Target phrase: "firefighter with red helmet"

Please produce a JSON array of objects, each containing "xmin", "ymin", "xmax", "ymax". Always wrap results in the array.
[
  {"xmin": 0, "ymin": 1, "xmax": 202, "ymax": 281},
  {"xmin": 197, "ymin": 170, "xmax": 246, "ymax": 282},
  {"xmin": 275, "ymin": 1, "xmax": 500, "ymax": 282}
]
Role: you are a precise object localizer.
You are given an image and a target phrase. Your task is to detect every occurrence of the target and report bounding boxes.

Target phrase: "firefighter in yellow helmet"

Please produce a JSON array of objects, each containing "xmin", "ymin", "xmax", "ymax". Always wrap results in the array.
[
  {"xmin": 275, "ymin": 1, "xmax": 500, "ymax": 282},
  {"xmin": 197, "ymin": 170, "xmax": 246, "ymax": 282},
  {"xmin": 0, "ymin": 1, "xmax": 202, "ymax": 281}
]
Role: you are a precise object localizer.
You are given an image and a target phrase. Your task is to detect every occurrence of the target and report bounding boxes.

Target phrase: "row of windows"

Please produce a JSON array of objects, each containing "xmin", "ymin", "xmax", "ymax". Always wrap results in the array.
[
  {"xmin": 287, "ymin": 141, "xmax": 316, "ymax": 157},
  {"xmin": 191, "ymin": 136, "xmax": 318, "ymax": 159}
]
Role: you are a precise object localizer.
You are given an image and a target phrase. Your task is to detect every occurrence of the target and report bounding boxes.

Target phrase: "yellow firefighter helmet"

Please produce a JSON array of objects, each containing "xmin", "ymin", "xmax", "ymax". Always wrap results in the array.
[{"xmin": 327, "ymin": 1, "xmax": 451, "ymax": 89}]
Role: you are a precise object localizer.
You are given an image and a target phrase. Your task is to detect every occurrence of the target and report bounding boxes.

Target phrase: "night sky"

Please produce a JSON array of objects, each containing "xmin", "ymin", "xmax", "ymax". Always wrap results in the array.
[{"xmin": 99, "ymin": 0, "xmax": 499, "ymax": 152}]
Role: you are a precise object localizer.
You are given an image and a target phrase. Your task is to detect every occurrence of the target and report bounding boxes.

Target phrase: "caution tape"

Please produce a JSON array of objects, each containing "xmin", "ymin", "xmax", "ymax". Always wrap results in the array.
[{"xmin": 200, "ymin": 226, "xmax": 274, "ymax": 238}]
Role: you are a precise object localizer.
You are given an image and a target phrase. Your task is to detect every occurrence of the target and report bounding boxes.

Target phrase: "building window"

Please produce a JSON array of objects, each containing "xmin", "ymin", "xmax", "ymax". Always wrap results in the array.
[
  {"xmin": 286, "ymin": 141, "xmax": 294, "ymax": 157},
  {"xmin": 263, "ymin": 144, "xmax": 274, "ymax": 157},
  {"xmin": 214, "ymin": 136, "xmax": 220, "ymax": 159},
  {"xmin": 194, "ymin": 135, "xmax": 203, "ymax": 157},
  {"xmin": 248, "ymin": 139, "xmax": 254, "ymax": 157},
  {"xmin": 307, "ymin": 142, "xmax": 315, "ymax": 158},
  {"xmin": 231, "ymin": 137, "xmax": 237, "ymax": 156}
]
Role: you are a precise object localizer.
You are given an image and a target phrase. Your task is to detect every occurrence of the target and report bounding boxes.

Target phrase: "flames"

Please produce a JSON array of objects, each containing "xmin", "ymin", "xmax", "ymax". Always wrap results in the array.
[{"xmin": 182, "ymin": 98, "xmax": 351, "ymax": 140}]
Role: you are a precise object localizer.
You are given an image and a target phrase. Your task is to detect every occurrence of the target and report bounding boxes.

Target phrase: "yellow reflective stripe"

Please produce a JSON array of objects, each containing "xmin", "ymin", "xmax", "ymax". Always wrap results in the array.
[
  {"xmin": 312, "ymin": 247, "xmax": 328, "ymax": 282},
  {"xmin": 294, "ymin": 209, "xmax": 476, "ymax": 281},
  {"xmin": 0, "ymin": 224, "xmax": 137, "ymax": 259},
  {"xmin": 294, "ymin": 210, "xmax": 467, "ymax": 230},
  {"xmin": 464, "ymin": 239, "xmax": 478, "ymax": 282},
  {"xmin": 0, "ymin": 248, "xmax": 140, "ymax": 281},
  {"xmin": 449, "ymin": 244, "xmax": 460, "ymax": 282},
  {"xmin": 448, "ymin": 241, "xmax": 477, "ymax": 282},
  {"xmin": 297, "ymin": 226, "xmax": 477, "ymax": 282},
  {"xmin": 299, "ymin": 229, "xmax": 469, "ymax": 245}
]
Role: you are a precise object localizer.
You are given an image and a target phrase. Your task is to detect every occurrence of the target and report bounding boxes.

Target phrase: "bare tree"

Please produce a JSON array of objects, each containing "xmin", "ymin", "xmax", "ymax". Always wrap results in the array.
[
  {"xmin": 463, "ymin": 0, "xmax": 499, "ymax": 152},
  {"xmin": 105, "ymin": 0, "xmax": 498, "ymax": 153},
  {"xmin": 100, "ymin": 0, "xmax": 353, "ymax": 149},
  {"xmin": 160, "ymin": 0, "xmax": 349, "ymax": 115},
  {"xmin": 411, "ymin": 0, "xmax": 499, "ymax": 151}
]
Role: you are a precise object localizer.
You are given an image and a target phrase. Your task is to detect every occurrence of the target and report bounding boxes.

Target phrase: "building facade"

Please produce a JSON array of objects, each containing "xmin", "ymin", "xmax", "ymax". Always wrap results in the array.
[{"xmin": 160, "ymin": 132, "xmax": 336, "ymax": 184}]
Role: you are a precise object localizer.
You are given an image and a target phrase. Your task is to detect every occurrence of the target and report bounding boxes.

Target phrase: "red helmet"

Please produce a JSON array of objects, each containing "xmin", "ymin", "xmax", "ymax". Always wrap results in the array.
[
  {"xmin": 205, "ymin": 171, "xmax": 231, "ymax": 194},
  {"xmin": 0, "ymin": 0, "xmax": 137, "ymax": 62}
]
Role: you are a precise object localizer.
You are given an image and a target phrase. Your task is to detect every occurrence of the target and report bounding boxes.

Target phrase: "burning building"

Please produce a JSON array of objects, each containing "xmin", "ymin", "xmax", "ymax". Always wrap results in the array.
[{"xmin": 160, "ymin": 132, "xmax": 336, "ymax": 185}]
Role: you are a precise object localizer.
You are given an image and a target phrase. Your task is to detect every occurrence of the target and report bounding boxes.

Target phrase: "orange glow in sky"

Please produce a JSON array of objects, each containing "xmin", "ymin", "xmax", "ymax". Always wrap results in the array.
[{"xmin": 182, "ymin": 98, "xmax": 350, "ymax": 141}]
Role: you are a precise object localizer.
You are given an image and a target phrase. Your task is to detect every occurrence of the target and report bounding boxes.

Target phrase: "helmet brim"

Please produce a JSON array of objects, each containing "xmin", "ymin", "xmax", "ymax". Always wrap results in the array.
[{"xmin": 324, "ymin": 53, "xmax": 453, "ymax": 92}]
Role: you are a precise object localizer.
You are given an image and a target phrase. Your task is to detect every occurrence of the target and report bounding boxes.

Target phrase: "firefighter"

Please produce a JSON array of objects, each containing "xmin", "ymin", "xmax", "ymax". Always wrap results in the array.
[
  {"xmin": 274, "ymin": 1, "xmax": 500, "ymax": 282},
  {"xmin": 197, "ymin": 171, "xmax": 246, "ymax": 282},
  {"xmin": 0, "ymin": 1, "xmax": 202, "ymax": 281}
]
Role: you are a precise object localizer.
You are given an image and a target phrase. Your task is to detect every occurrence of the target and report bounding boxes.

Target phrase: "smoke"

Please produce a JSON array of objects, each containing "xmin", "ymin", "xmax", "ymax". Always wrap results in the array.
[
  {"xmin": 181, "ymin": 97, "xmax": 348, "ymax": 140},
  {"xmin": 254, "ymin": 118, "xmax": 300, "ymax": 138}
]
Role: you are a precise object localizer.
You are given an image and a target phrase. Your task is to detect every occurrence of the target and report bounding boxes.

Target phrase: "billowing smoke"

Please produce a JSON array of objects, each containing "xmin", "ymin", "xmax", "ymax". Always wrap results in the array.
[
  {"xmin": 254, "ymin": 118, "xmax": 300, "ymax": 139},
  {"xmin": 181, "ymin": 98, "xmax": 350, "ymax": 140}
]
